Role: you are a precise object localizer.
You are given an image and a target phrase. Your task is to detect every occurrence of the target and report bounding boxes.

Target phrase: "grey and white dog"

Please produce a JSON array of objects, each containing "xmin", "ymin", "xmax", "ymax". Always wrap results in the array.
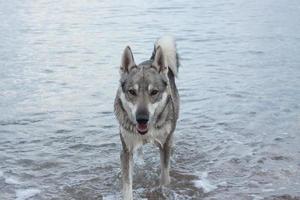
[{"xmin": 114, "ymin": 36, "xmax": 180, "ymax": 200}]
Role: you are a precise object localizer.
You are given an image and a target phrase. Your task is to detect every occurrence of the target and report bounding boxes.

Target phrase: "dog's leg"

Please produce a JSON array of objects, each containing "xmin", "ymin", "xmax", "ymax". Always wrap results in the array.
[
  {"xmin": 159, "ymin": 138, "xmax": 172, "ymax": 185},
  {"xmin": 120, "ymin": 149, "xmax": 133, "ymax": 200}
]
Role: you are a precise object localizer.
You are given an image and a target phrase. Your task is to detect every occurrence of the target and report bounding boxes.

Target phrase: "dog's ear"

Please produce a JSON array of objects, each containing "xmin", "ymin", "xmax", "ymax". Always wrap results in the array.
[
  {"xmin": 152, "ymin": 46, "xmax": 167, "ymax": 74},
  {"xmin": 120, "ymin": 46, "xmax": 136, "ymax": 73}
]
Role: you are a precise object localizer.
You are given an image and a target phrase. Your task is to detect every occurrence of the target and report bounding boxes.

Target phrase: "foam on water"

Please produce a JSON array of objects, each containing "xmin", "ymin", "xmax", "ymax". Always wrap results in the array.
[
  {"xmin": 193, "ymin": 172, "xmax": 217, "ymax": 193},
  {"xmin": 250, "ymin": 194, "xmax": 264, "ymax": 200},
  {"xmin": 5, "ymin": 176, "xmax": 21, "ymax": 185},
  {"xmin": 15, "ymin": 188, "xmax": 41, "ymax": 200},
  {"xmin": 103, "ymin": 193, "xmax": 122, "ymax": 200},
  {"xmin": 262, "ymin": 188, "xmax": 275, "ymax": 192}
]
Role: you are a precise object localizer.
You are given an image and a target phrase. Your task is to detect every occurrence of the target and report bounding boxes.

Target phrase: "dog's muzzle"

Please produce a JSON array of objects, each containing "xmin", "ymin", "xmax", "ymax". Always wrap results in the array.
[{"xmin": 136, "ymin": 115, "xmax": 149, "ymax": 135}]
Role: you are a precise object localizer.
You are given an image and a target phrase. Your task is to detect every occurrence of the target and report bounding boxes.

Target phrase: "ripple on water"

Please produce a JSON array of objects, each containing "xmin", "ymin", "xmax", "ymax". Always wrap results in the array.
[
  {"xmin": 4, "ymin": 176, "xmax": 22, "ymax": 185},
  {"xmin": 1, "ymin": 0, "xmax": 300, "ymax": 199},
  {"xmin": 32, "ymin": 161, "xmax": 63, "ymax": 171},
  {"xmin": 0, "ymin": 118, "xmax": 43, "ymax": 126},
  {"xmin": 15, "ymin": 188, "xmax": 41, "ymax": 200},
  {"xmin": 16, "ymin": 159, "xmax": 35, "ymax": 167},
  {"xmin": 55, "ymin": 129, "xmax": 73, "ymax": 134},
  {"xmin": 68, "ymin": 142, "xmax": 117, "ymax": 151}
]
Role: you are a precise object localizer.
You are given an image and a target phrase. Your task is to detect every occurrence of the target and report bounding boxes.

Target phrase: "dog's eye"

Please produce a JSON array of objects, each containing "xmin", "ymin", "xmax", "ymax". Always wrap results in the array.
[
  {"xmin": 150, "ymin": 89, "xmax": 159, "ymax": 96},
  {"xmin": 128, "ymin": 89, "xmax": 136, "ymax": 96}
]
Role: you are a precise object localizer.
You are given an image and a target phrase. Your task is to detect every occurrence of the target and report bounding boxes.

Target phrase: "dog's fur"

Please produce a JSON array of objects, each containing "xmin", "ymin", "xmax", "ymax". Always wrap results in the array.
[{"xmin": 114, "ymin": 36, "xmax": 180, "ymax": 200}]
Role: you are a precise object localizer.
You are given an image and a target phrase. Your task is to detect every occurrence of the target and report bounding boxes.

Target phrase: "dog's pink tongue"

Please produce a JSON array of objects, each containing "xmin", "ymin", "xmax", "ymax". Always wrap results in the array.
[{"xmin": 137, "ymin": 123, "xmax": 148, "ymax": 134}]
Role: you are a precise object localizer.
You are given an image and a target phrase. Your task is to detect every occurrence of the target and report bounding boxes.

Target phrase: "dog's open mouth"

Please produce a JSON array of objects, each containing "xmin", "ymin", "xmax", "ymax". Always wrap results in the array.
[{"xmin": 136, "ymin": 123, "xmax": 148, "ymax": 135}]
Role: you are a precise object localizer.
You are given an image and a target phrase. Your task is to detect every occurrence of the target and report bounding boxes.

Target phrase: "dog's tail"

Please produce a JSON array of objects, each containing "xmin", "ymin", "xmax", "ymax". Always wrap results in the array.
[{"xmin": 151, "ymin": 36, "xmax": 179, "ymax": 77}]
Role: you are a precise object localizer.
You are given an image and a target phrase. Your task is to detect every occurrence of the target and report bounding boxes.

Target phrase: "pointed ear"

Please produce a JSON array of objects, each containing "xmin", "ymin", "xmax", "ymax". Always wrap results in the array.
[
  {"xmin": 120, "ymin": 46, "xmax": 136, "ymax": 73},
  {"xmin": 152, "ymin": 46, "xmax": 167, "ymax": 73}
]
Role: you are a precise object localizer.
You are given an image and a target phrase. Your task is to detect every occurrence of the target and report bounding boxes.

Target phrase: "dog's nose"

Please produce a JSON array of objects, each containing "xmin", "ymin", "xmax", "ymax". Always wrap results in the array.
[{"xmin": 136, "ymin": 114, "xmax": 149, "ymax": 124}]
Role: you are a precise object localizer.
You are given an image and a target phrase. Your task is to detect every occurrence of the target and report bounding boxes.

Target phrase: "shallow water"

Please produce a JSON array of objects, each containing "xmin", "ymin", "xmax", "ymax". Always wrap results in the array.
[{"xmin": 1, "ymin": 0, "xmax": 300, "ymax": 199}]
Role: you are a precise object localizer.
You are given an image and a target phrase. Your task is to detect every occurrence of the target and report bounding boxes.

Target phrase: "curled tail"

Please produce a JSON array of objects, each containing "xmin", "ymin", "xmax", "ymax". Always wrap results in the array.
[{"xmin": 151, "ymin": 36, "xmax": 179, "ymax": 77}]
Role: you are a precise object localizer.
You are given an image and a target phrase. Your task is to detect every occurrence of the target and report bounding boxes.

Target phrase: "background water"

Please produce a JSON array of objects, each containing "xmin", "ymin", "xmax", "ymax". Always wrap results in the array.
[{"xmin": 1, "ymin": 0, "xmax": 300, "ymax": 199}]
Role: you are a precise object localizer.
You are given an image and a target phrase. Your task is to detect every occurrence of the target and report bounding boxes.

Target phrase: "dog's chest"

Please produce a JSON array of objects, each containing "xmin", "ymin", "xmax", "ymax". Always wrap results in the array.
[{"xmin": 120, "ymin": 122, "xmax": 172, "ymax": 151}]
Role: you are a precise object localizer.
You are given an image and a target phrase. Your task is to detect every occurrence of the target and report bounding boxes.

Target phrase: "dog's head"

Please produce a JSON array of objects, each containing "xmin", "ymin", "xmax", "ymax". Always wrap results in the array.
[{"xmin": 119, "ymin": 46, "xmax": 169, "ymax": 135}]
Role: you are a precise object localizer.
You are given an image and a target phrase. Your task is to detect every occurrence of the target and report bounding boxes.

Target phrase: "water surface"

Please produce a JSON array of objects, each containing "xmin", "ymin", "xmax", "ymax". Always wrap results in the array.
[{"xmin": 1, "ymin": 0, "xmax": 300, "ymax": 199}]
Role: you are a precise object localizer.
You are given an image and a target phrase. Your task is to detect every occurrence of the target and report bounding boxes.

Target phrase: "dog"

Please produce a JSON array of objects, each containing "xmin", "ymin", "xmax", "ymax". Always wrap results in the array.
[{"xmin": 114, "ymin": 36, "xmax": 180, "ymax": 200}]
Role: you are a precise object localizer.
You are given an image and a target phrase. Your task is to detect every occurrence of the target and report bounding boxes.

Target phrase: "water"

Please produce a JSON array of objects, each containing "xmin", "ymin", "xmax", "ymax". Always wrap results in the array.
[{"xmin": 1, "ymin": 0, "xmax": 300, "ymax": 199}]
